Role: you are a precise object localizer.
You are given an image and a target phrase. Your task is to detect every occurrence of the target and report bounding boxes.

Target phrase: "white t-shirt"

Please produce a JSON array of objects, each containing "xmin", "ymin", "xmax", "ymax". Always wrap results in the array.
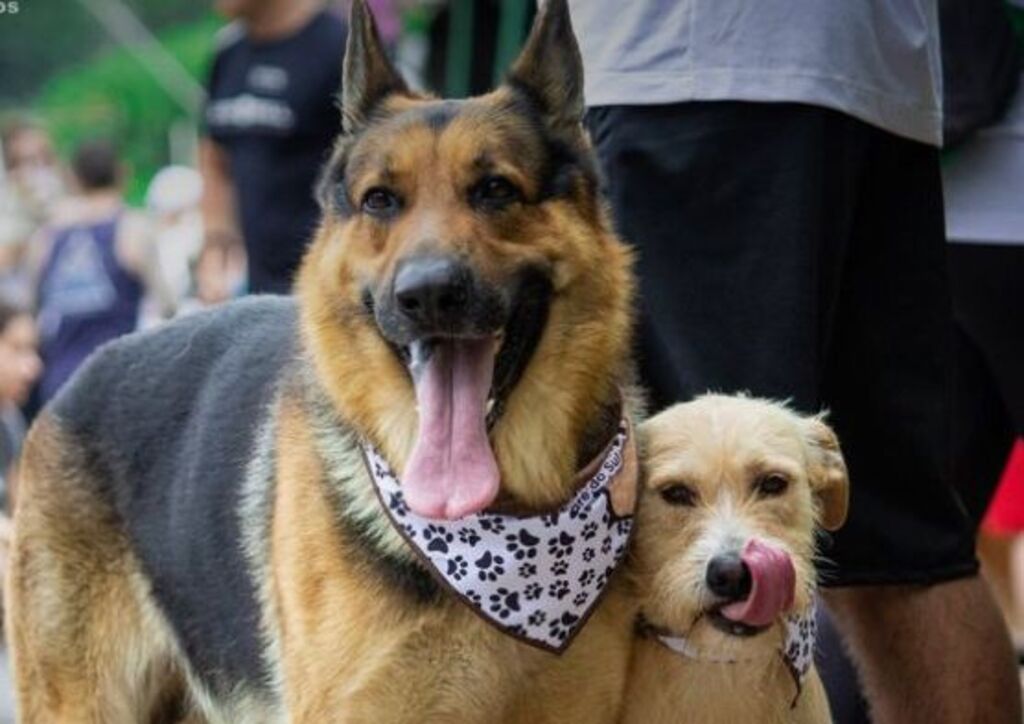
[
  {"xmin": 944, "ymin": 75, "xmax": 1024, "ymax": 246},
  {"xmin": 569, "ymin": 0, "xmax": 943, "ymax": 146}
]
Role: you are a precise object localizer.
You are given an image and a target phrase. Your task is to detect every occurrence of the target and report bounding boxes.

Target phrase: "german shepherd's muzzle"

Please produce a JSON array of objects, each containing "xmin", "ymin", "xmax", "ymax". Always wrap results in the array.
[
  {"xmin": 374, "ymin": 255, "xmax": 552, "ymax": 417},
  {"xmin": 371, "ymin": 254, "xmax": 552, "ymax": 517}
]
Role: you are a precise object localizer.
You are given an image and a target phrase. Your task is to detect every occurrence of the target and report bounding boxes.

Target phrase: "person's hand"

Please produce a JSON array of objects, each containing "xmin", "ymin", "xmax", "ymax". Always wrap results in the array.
[{"xmin": 196, "ymin": 232, "xmax": 246, "ymax": 305}]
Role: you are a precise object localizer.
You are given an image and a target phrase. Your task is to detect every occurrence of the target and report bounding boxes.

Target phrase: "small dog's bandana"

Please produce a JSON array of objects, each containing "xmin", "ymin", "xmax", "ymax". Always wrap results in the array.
[
  {"xmin": 642, "ymin": 603, "xmax": 817, "ymax": 707},
  {"xmin": 363, "ymin": 422, "xmax": 636, "ymax": 653}
]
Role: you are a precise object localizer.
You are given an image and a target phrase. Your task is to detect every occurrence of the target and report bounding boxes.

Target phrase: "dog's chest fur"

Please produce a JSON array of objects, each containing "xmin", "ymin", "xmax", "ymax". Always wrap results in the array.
[
  {"xmin": 262, "ymin": 382, "xmax": 632, "ymax": 722},
  {"xmin": 622, "ymin": 639, "xmax": 832, "ymax": 724}
]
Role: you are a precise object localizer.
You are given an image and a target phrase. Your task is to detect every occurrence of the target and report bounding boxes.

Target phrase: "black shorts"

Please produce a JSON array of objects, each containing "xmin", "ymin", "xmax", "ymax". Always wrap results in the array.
[
  {"xmin": 586, "ymin": 102, "xmax": 977, "ymax": 587},
  {"xmin": 950, "ymin": 242, "xmax": 1024, "ymax": 522}
]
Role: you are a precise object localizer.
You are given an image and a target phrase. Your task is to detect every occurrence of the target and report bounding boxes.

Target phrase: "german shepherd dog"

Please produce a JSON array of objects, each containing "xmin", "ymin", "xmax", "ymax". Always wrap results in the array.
[{"xmin": 6, "ymin": 1, "xmax": 637, "ymax": 722}]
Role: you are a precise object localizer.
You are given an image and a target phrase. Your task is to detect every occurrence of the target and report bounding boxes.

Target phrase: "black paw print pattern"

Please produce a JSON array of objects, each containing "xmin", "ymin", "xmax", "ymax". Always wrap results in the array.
[
  {"xmin": 505, "ymin": 529, "xmax": 541, "ymax": 560},
  {"xmin": 488, "ymin": 588, "xmax": 521, "ymax": 620},
  {"xmin": 388, "ymin": 492, "xmax": 408, "ymax": 518},
  {"xmin": 547, "ymin": 531, "xmax": 575, "ymax": 559},
  {"xmin": 362, "ymin": 425, "xmax": 635, "ymax": 652},
  {"xmin": 549, "ymin": 580, "xmax": 570, "ymax": 600},
  {"xmin": 423, "ymin": 525, "xmax": 454, "ymax": 554},
  {"xmin": 445, "ymin": 555, "xmax": 468, "ymax": 581},
  {"xmin": 474, "ymin": 551, "xmax": 506, "ymax": 582},
  {"xmin": 479, "ymin": 517, "xmax": 506, "ymax": 534},
  {"xmin": 783, "ymin": 608, "xmax": 817, "ymax": 683},
  {"xmin": 548, "ymin": 611, "xmax": 581, "ymax": 643}
]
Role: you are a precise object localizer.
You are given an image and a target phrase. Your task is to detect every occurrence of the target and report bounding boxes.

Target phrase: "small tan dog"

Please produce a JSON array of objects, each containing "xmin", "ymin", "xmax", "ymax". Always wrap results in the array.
[{"xmin": 623, "ymin": 395, "xmax": 849, "ymax": 724}]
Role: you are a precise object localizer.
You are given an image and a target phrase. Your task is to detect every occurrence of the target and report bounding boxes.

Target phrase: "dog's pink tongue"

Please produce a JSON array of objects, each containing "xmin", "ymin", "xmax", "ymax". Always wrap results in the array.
[
  {"xmin": 720, "ymin": 540, "xmax": 795, "ymax": 627},
  {"xmin": 402, "ymin": 339, "xmax": 500, "ymax": 520}
]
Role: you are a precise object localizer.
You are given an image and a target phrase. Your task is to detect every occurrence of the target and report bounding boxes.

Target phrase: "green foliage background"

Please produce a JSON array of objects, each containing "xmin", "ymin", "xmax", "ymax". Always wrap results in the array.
[
  {"xmin": 34, "ymin": 16, "xmax": 220, "ymax": 203},
  {"xmin": 1, "ymin": 2, "xmax": 218, "ymax": 204}
]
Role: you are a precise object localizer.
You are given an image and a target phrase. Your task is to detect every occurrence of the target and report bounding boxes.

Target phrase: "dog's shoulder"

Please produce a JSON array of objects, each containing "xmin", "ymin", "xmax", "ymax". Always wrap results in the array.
[{"xmin": 48, "ymin": 294, "xmax": 298, "ymax": 511}]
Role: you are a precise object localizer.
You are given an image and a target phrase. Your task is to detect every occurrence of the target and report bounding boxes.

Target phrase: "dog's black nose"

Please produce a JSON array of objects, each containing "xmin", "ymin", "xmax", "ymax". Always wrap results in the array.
[
  {"xmin": 394, "ymin": 257, "xmax": 471, "ymax": 329},
  {"xmin": 706, "ymin": 553, "xmax": 752, "ymax": 601}
]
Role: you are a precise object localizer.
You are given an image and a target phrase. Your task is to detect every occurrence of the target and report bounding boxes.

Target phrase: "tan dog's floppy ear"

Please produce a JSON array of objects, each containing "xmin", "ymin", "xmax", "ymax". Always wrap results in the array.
[
  {"xmin": 342, "ymin": 0, "xmax": 409, "ymax": 133},
  {"xmin": 506, "ymin": 0, "xmax": 584, "ymax": 135},
  {"xmin": 804, "ymin": 416, "xmax": 849, "ymax": 531}
]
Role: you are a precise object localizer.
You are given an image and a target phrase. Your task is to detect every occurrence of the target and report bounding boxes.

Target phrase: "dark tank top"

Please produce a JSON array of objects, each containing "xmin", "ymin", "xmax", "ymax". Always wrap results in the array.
[{"xmin": 37, "ymin": 212, "xmax": 143, "ymax": 403}]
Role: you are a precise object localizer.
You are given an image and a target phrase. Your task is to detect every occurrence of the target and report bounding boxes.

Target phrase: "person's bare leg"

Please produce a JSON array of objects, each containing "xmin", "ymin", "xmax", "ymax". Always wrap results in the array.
[
  {"xmin": 978, "ymin": 533, "xmax": 1017, "ymax": 635},
  {"xmin": 825, "ymin": 577, "xmax": 1020, "ymax": 724}
]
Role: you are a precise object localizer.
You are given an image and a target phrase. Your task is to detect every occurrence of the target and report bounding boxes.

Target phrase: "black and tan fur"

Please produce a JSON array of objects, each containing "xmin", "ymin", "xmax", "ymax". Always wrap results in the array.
[{"xmin": 5, "ymin": 2, "xmax": 637, "ymax": 722}]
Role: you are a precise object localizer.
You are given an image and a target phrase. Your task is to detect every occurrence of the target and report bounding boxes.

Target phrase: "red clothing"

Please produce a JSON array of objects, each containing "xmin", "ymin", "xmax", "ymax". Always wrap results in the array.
[{"xmin": 983, "ymin": 440, "xmax": 1024, "ymax": 535}]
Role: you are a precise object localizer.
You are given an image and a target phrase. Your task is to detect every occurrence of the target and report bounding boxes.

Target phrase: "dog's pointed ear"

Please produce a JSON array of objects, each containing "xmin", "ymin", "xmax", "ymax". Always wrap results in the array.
[
  {"xmin": 804, "ymin": 416, "xmax": 849, "ymax": 532},
  {"xmin": 506, "ymin": 0, "xmax": 584, "ymax": 135},
  {"xmin": 342, "ymin": 0, "xmax": 409, "ymax": 133}
]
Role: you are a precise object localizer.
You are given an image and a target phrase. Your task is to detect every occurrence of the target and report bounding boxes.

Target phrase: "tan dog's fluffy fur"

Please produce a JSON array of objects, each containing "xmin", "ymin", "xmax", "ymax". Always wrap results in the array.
[
  {"xmin": 623, "ymin": 396, "xmax": 849, "ymax": 724},
  {"xmin": 4, "ymin": 2, "xmax": 639, "ymax": 722}
]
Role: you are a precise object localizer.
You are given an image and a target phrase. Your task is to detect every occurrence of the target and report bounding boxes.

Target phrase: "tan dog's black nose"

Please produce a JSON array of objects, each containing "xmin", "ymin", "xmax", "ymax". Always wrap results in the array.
[
  {"xmin": 394, "ymin": 257, "xmax": 471, "ymax": 330},
  {"xmin": 706, "ymin": 553, "xmax": 752, "ymax": 601}
]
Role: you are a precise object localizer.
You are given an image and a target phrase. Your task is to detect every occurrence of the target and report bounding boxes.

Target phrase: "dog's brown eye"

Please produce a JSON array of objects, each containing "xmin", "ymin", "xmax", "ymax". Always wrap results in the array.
[
  {"xmin": 362, "ymin": 187, "xmax": 401, "ymax": 217},
  {"xmin": 472, "ymin": 175, "xmax": 521, "ymax": 209},
  {"xmin": 756, "ymin": 474, "xmax": 790, "ymax": 497},
  {"xmin": 660, "ymin": 484, "xmax": 698, "ymax": 507}
]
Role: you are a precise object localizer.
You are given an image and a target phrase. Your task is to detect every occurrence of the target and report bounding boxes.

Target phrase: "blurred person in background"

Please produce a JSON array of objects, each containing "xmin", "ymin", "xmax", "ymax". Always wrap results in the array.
[
  {"xmin": 942, "ymin": 0, "xmax": 1024, "ymax": 657},
  {"xmin": 198, "ymin": 0, "xmax": 345, "ymax": 299},
  {"xmin": 142, "ymin": 165, "xmax": 212, "ymax": 324},
  {"xmin": 0, "ymin": 119, "xmax": 65, "ymax": 307},
  {"xmin": 0, "ymin": 299, "xmax": 40, "ymax": 510},
  {"xmin": 570, "ymin": 1, "xmax": 1020, "ymax": 722},
  {"xmin": 0, "ymin": 299, "xmax": 40, "ymax": 593},
  {"xmin": 31, "ymin": 139, "xmax": 174, "ymax": 405}
]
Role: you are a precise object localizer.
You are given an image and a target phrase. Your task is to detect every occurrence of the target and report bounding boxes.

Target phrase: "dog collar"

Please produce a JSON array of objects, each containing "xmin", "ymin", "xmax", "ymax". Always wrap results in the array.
[
  {"xmin": 363, "ymin": 421, "xmax": 637, "ymax": 653},
  {"xmin": 638, "ymin": 603, "xmax": 817, "ymax": 707}
]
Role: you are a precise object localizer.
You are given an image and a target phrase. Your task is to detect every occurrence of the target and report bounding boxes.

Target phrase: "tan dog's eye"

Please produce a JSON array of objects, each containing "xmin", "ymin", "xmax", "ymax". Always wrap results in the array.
[
  {"xmin": 659, "ymin": 484, "xmax": 698, "ymax": 507},
  {"xmin": 755, "ymin": 474, "xmax": 790, "ymax": 497}
]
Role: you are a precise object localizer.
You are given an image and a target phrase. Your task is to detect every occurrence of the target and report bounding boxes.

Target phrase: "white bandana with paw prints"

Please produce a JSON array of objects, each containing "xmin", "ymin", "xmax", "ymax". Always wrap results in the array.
[{"xmin": 363, "ymin": 422, "xmax": 636, "ymax": 653}]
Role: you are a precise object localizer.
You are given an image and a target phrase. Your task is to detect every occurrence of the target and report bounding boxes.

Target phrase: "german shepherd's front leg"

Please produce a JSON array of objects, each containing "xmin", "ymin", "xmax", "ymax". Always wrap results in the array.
[{"xmin": 6, "ymin": 417, "xmax": 191, "ymax": 723}]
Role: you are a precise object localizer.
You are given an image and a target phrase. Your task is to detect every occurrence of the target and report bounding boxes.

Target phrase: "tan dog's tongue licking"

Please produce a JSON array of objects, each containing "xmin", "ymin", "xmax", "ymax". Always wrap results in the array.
[
  {"xmin": 402, "ymin": 339, "xmax": 500, "ymax": 520},
  {"xmin": 720, "ymin": 539, "xmax": 795, "ymax": 627}
]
